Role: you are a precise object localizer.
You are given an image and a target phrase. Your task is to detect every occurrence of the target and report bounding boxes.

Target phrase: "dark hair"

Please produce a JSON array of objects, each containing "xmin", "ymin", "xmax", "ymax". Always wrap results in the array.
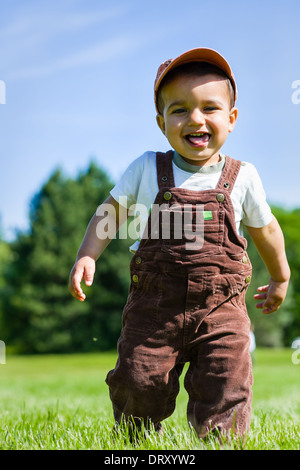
[{"xmin": 156, "ymin": 62, "xmax": 235, "ymax": 114}]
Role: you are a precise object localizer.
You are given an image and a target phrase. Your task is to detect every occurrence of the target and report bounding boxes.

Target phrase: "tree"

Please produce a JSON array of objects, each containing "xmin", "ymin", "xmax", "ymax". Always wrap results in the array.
[
  {"xmin": 0, "ymin": 232, "xmax": 13, "ymax": 335},
  {"xmin": 245, "ymin": 207, "xmax": 297, "ymax": 347},
  {"xmin": 2, "ymin": 162, "xmax": 131, "ymax": 353},
  {"xmin": 271, "ymin": 207, "xmax": 300, "ymax": 343}
]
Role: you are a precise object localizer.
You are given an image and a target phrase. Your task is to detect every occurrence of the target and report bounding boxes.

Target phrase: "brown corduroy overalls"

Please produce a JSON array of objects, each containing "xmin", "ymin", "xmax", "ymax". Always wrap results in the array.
[{"xmin": 106, "ymin": 151, "xmax": 253, "ymax": 438}]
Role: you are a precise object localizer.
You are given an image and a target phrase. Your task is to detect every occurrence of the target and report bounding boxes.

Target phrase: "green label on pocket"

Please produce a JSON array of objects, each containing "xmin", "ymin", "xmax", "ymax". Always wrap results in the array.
[{"xmin": 203, "ymin": 211, "xmax": 213, "ymax": 220}]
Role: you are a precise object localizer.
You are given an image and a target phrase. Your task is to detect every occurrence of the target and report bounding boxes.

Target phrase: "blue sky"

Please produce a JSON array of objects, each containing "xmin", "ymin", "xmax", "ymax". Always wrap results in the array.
[{"xmin": 0, "ymin": 0, "xmax": 300, "ymax": 239}]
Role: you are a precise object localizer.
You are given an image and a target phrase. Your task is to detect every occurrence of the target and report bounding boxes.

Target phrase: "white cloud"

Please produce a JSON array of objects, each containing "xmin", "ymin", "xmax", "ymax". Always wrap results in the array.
[
  {"xmin": 1, "ymin": 4, "xmax": 128, "ymax": 38},
  {"xmin": 0, "ymin": 3, "xmax": 134, "ymax": 79},
  {"xmin": 6, "ymin": 34, "xmax": 139, "ymax": 80},
  {"xmin": 53, "ymin": 8, "xmax": 129, "ymax": 33}
]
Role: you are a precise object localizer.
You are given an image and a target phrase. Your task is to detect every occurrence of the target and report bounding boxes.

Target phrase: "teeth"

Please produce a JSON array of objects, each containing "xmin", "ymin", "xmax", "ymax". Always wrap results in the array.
[{"xmin": 189, "ymin": 133, "xmax": 206, "ymax": 136}]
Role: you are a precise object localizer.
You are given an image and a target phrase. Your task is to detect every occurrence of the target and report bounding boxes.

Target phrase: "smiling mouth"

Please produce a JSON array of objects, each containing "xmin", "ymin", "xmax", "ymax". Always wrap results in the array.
[{"xmin": 185, "ymin": 132, "xmax": 211, "ymax": 147}]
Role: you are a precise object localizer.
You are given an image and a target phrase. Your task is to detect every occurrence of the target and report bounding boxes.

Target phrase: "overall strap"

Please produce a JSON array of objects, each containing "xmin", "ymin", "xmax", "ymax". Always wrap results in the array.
[
  {"xmin": 216, "ymin": 156, "xmax": 241, "ymax": 195},
  {"xmin": 156, "ymin": 151, "xmax": 175, "ymax": 189}
]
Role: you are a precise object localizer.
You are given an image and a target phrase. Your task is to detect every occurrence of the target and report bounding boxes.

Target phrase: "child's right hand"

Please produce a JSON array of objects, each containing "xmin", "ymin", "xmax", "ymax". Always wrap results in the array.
[{"xmin": 68, "ymin": 256, "xmax": 96, "ymax": 302}]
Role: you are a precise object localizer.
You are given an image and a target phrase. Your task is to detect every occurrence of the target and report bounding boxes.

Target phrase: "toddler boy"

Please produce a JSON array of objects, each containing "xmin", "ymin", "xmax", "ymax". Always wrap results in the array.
[{"xmin": 69, "ymin": 48, "xmax": 290, "ymax": 439}]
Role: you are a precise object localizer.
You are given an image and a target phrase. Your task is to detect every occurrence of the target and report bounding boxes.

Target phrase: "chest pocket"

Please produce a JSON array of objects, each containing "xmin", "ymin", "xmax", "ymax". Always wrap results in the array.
[{"xmin": 160, "ymin": 202, "xmax": 225, "ymax": 258}]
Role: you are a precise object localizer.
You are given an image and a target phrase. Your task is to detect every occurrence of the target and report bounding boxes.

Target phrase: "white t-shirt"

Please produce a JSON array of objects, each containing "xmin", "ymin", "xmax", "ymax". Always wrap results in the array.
[{"xmin": 110, "ymin": 151, "xmax": 273, "ymax": 252}]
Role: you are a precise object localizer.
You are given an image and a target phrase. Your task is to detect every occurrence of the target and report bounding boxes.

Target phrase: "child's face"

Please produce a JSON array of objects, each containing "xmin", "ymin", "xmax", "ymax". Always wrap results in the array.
[{"xmin": 156, "ymin": 73, "xmax": 238, "ymax": 166}]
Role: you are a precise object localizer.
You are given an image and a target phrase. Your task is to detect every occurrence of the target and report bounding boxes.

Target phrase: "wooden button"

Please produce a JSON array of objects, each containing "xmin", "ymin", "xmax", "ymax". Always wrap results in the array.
[
  {"xmin": 216, "ymin": 193, "xmax": 225, "ymax": 202},
  {"xmin": 163, "ymin": 191, "xmax": 172, "ymax": 201}
]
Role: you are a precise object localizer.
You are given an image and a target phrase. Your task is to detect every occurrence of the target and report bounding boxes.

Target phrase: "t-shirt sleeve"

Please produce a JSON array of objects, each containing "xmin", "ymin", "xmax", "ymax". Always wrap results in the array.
[
  {"xmin": 110, "ymin": 154, "xmax": 145, "ymax": 209},
  {"xmin": 241, "ymin": 163, "xmax": 273, "ymax": 228}
]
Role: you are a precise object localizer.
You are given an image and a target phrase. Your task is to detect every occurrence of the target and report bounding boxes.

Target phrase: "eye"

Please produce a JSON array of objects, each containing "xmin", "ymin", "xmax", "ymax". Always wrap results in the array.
[
  {"xmin": 203, "ymin": 106, "xmax": 218, "ymax": 112},
  {"xmin": 172, "ymin": 107, "xmax": 186, "ymax": 114}
]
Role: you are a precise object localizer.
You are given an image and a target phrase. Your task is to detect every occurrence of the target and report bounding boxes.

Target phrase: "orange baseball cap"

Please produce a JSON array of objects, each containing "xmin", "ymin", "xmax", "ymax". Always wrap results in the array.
[{"xmin": 154, "ymin": 47, "xmax": 237, "ymax": 113}]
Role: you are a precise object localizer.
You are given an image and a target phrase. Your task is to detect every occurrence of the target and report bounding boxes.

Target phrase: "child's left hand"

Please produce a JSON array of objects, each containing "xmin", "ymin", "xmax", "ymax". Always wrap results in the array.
[{"xmin": 254, "ymin": 279, "xmax": 289, "ymax": 314}]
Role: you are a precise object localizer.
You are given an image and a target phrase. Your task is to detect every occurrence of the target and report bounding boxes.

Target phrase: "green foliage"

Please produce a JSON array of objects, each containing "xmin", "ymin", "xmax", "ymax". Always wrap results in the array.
[
  {"xmin": 245, "ymin": 207, "xmax": 300, "ymax": 347},
  {"xmin": 0, "ymin": 236, "xmax": 13, "ymax": 332},
  {"xmin": 1, "ymin": 162, "xmax": 131, "ymax": 353},
  {"xmin": 272, "ymin": 207, "xmax": 300, "ymax": 341}
]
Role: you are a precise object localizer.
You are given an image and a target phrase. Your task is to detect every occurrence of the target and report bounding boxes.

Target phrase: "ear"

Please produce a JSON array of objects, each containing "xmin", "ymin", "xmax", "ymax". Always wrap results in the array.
[
  {"xmin": 228, "ymin": 107, "xmax": 238, "ymax": 133},
  {"xmin": 156, "ymin": 114, "xmax": 166, "ymax": 135}
]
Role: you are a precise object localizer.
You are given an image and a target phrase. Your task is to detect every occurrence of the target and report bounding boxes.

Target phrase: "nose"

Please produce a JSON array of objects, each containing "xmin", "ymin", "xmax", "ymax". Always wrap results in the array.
[{"xmin": 188, "ymin": 108, "xmax": 205, "ymax": 126}]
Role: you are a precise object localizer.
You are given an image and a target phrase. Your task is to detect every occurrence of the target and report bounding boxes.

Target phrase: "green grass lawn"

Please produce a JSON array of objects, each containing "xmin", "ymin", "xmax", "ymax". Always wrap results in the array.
[{"xmin": 0, "ymin": 349, "xmax": 299, "ymax": 450}]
